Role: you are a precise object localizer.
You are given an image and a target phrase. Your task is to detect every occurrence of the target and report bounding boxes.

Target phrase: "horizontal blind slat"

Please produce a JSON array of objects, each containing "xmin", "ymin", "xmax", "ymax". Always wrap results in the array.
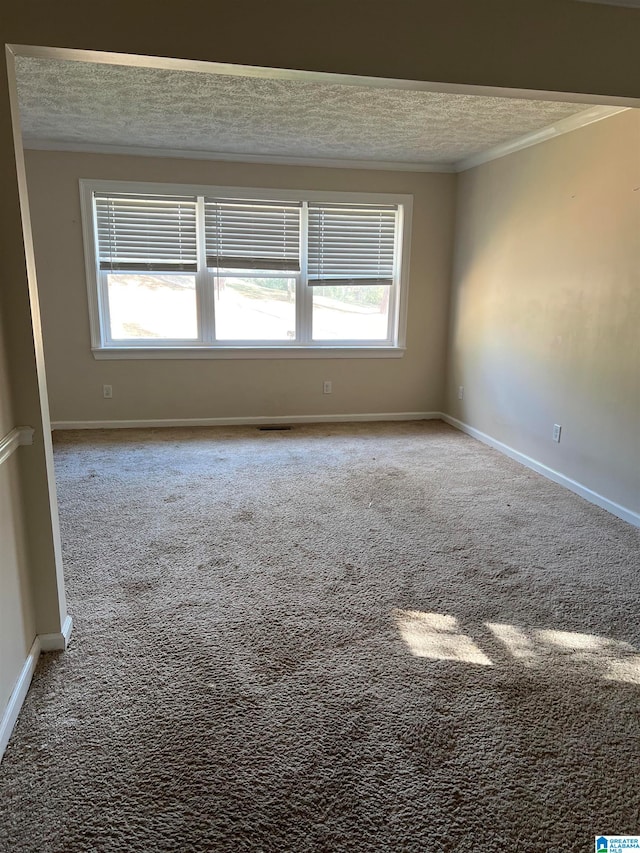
[
  {"xmin": 307, "ymin": 203, "xmax": 398, "ymax": 212},
  {"xmin": 100, "ymin": 262, "xmax": 198, "ymax": 272},
  {"xmin": 308, "ymin": 204, "xmax": 397, "ymax": 285},
  {"xmin": 95, "ymin": 192, "xmax": 198, "ymax": 270},
  {"xmin": 204, "ymin": 198, "xmax": 300, "ymax": 272},
  {"xmin": 206, "ymin": 256, "xmax": 300, "ymax": 271},
  {"xmin": 310, "ymin": 278, "xmax": 393, "ymax": 287}
]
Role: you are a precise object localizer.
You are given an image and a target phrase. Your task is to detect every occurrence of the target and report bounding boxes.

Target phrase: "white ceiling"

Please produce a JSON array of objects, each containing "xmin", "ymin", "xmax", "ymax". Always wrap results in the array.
[{"xmin": 15, "ymin": 57, "xmax": 619, "ymax": 172}]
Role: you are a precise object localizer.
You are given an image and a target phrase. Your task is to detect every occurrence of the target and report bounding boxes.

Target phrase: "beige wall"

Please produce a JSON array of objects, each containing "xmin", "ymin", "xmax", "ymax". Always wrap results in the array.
[
  {"xmin": 3, "ymin": 0, "xmax": 640, "ymax": 100},
  {"xmin": 0, "ymin": 290, "xmax": 15, "ymax": 440},
  {"xmin": 25, "ymin": 151, "xmax": 456, "ymax": 423},
  {"xmin": 0, "ymin": 304, "xmax": 36, "ymax": 713},
  {"xmin": 446, "ymin": 109, "xmax": 640, "ymax": 513},
  {"xmin": 1, "ymin": 54, "xmax": 64, "ymax": 730},
  {"xmin": 0, "ymin": 453, "xmax": 36, "ymax": 714}
]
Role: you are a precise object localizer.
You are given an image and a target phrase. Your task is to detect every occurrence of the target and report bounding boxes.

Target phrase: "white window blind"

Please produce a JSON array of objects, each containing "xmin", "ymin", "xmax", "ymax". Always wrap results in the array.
[
  {"xmin": 307, "ymin": 203, "xmax": 398, "ymax": 286},
  {"xmin": 95, "ymin": 192, "xmax": 198, "ymax": 271},
  {"xmin": 204, "ymin": 198, "xmax": 301, "ymax": 271}
]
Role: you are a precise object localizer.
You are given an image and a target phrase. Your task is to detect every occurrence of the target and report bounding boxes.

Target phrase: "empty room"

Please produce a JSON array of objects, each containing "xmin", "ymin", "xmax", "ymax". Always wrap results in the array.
[{"xmin": 1, "ymin": 2, "xmax": 639, "ymax": 851}]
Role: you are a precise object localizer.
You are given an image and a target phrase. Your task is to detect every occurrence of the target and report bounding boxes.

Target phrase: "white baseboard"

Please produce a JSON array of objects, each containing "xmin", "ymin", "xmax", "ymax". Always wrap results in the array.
[
  {"xmin": 52, "ymin": 412, "xmax": 638, "ymax": 527},
  {"xmin": 0, "ymin": 636, "xmax": 41, "ymax": 761},
  {"xmin": 51, "ymin": 412, "xmax": 441, "ymax": 430},
  {"xmin": 0, "ymin": 615, "xmax": 73, "ymax": 762},
  {"xmin": 441, "ymin": 414, "xmax": 640, "ymax": 528},
  {"xmin": 39, "ymin": 615, "xmax": 73, "ymax": 652}
]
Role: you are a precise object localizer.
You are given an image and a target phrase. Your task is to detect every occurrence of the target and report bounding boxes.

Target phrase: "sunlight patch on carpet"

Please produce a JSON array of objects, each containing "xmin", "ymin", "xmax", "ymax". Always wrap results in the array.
[
  {"xmin": 395, "ymin": 610, "xmax": 640, "ymax": 685},
  {"xmin": 487, "ymin": 622, "xmax": 640, "ymax": 684},
  {"xmin": 394, "ymin": 609, "xmax": 494, "ymax": 666}
]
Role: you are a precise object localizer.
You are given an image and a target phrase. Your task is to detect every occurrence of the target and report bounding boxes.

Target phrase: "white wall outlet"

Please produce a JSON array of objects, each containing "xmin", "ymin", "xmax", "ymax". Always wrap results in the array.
[
  {"xmin": 323, "ymin": 380, "xmax": 332, "ymax": 394},
  {"xmin": 103, "ymin": 384, "xmax": 113, "ymax": 399},
  {"xmin": 458, "ymin": 385, "xmax": 464, "ymax": 400},
  {"xmin": 553, "ymin": 424, "xmax": 562, "ymax": 443}
]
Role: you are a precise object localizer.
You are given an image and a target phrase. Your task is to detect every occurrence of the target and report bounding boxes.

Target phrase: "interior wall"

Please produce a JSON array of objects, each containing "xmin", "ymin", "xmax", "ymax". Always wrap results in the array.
[
  {"xmin": 0, "ymin": 52, "xmax": 67, "ymax": 735},
  {"xmin": 3, "ymin": 0, "xmax": 640, "ymax": 100},
  {"xmin": 0, "ymin": 288, "xmax": 15, "ymax": 441},
  {"xmin": 24, "ymin": 150, "xmax": 456, "ymax": 424},
  {"xmin": 0, "ymin": 453, "xmax": 35, "ymax": 715},
  {"xmin": 445, "ymin": 109, "xmax": 640, "ymax": 514},
  {"xmin": 0, "ymin": 312, "xmax": 35, "ymax": 715}
]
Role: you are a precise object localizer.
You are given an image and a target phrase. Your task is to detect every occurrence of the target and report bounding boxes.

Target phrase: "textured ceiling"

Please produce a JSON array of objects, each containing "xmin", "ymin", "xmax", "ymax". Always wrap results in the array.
[{"xmin": 16, "ymin": 58, "xmax": 592, "ymax": 167}]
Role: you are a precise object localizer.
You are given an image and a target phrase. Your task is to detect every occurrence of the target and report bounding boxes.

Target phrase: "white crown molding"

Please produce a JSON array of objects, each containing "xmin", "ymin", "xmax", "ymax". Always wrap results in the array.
[
  {"xmin": 456, "ymin": 106, "xmax": 629, "ymax": 171},
  {"xmin": 22, "ymin": 139, "xmax": 455, "ymax": 173},
  {"xmin": 442, "ymin": 414, "xmax": 639, "ymax": 528},
  {"xmin": 50, "ymin": 412, "xmax": 442, "ymax": 430},
  {"xmin": 22, "ymin": 104, "xmax": 631, "ymax": 175},
  {"xmin": 0, "ymin": 426, "xmax": 34, "ymax": 467}
]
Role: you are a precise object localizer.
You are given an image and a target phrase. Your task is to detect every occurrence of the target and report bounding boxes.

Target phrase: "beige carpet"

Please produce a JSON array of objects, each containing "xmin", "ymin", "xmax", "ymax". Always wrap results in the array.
[{"xmin": 1, "ymin": 421, "xmax": 639, "ymax": 852}]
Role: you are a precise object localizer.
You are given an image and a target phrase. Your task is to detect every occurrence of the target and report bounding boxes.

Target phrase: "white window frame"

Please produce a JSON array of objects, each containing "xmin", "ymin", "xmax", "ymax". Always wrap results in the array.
[{"xmin": 80, "ymin": 180, "xmax": 412, "ymax": 360}]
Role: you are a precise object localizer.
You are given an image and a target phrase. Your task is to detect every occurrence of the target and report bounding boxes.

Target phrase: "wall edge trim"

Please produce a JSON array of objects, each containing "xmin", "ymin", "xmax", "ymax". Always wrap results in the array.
[
  {"xmin": 0, "ymin": 636, "xmax": 41, "ymax": 762},
  {"xmin": 51, "ymin": 413, "xmax": 441, "ymax": 430},
  {"xmin": 0, "ymin": 426, "xmax": 34, "ymax": 467},
  {"xmin": 456, "ymin": 106, "xmax": 629, "ymax": 172},
  {"xmin": 38, "ymin": 615, "xmax": 74, "ymax": 652},
  {"xmin": 441, "ymin": 414, "xmax": 639, "ymax": 528},
  {"xmin": 23, "ymin": 140, "xmax": 456, "ymax": 174}
]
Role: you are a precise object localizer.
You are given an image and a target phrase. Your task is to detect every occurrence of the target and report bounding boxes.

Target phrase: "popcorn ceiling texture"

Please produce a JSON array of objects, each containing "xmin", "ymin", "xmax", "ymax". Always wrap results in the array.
[
  {"xmin": 15, "ymin": 58, "xmax": 588, "ymax": 165},
  {"xmin": 1, "ymin": 421, "xmax": 639, "ymax": 852}
]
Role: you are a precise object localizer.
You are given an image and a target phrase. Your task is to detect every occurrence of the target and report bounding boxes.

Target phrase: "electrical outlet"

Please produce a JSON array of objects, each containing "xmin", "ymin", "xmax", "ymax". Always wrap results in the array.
[
  {"xmin": 553, "ymin": 424, "xmax": 562, "ymax": 443},
  {"xmin": 458, "ymin": 385, "xmax": 464, "ymax": 400},
  {"xmin": 103, "ymin": 384, "xmax": 113, "ymax": 399},
  {"xmin": 323, "ymin": 380, "xmax": 332, "ymax": 394}
]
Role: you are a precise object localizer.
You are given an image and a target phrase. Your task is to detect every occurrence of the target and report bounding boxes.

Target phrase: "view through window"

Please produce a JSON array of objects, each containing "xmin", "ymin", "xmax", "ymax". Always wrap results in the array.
[{"xmin": 83, "ymin": 182, "xmax": 410, "ymax": 353}]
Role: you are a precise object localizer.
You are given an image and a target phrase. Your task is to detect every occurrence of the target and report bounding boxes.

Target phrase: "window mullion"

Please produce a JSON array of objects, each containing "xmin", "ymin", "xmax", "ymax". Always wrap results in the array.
[
  {"xmin": 298, "ymin": 202, "xmax": 311, "ymax": 344},
  {"xmin": 385, "ymin": 208, "xmax": 401, "ymax": 344},
  {"xmin": 98, "ymin": 270, "xmax": 113, "ymax": 345},
  {"xmin": 196, "ymin": 196, "xmax": 215, "ymax": 344}
]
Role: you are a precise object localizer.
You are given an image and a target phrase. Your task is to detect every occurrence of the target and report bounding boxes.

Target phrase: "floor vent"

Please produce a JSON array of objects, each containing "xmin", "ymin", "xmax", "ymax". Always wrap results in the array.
[{"xmin": 258, "ymin": 425, "xmax": 293, "ymax": 431}]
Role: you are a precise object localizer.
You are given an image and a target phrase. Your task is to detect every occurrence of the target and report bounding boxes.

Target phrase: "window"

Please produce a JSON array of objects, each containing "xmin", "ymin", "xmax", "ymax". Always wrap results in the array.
[{"xmin": 81, "ymin": 181, "xmax": 411, "ymax": 358}]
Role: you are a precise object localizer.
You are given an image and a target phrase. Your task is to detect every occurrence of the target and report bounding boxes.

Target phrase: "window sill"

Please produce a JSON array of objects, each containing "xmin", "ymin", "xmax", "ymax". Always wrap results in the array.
[{"xmin": 92, "ymin": 346, "xmax": 406, "ymax": 360}]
